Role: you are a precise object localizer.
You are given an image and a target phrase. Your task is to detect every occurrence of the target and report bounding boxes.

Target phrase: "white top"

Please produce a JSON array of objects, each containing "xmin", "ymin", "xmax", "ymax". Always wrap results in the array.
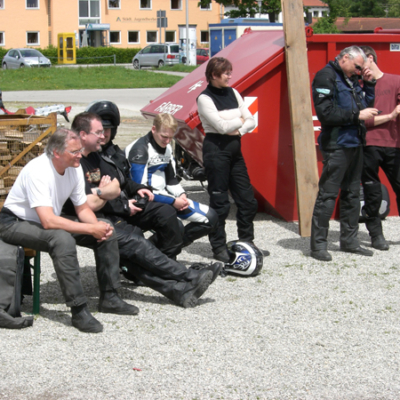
[
  {"xmin": 197, "ymin": 88, "xmax": 255, "ymax": 136},
  {"xmin": 4, "ymin": 153, "xmax": 87, "ymax": 224}
]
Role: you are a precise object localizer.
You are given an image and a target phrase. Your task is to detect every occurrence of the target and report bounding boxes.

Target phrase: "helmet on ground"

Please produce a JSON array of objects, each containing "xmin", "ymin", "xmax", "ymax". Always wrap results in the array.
[
  {"xmin": 224, "ymin": 241, "xmax": 263, "ymax": 277},
  {"xmin": 86, "ymin": 100, "xmax": 120, "ymax": 141}
]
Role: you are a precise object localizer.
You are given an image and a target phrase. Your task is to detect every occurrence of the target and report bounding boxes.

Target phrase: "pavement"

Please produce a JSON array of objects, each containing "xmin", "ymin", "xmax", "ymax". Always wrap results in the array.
[{"xmin": 2, "ymin": 88, "xmax": 169, "ymax": 118}]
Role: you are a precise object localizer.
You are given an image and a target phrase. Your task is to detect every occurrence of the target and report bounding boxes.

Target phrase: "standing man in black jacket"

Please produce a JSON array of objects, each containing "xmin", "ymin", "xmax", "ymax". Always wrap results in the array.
[{"xmin": 310, "ymin": 46, "xmax": 379, "ymax": 262}]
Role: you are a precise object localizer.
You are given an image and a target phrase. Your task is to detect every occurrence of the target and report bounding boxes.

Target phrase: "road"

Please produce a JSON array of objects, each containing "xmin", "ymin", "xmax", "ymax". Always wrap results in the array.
[
  {"xmin": 2, "ymin": 88, "xmax": 168, "ymax": 118},
  {"xmin": 2, "ymin": 88, "xmax": 170, "ymax": 147}
]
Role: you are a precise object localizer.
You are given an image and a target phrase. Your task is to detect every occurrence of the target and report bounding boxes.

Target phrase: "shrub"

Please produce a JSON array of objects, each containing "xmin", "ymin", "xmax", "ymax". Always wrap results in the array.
[{"xmin": 0, "ymin": 46, "xmax": 141, "ymax": 66}]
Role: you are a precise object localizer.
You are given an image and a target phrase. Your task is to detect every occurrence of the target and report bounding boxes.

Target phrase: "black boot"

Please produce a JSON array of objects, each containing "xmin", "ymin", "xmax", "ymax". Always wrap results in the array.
[
  {"xmin": 98, "ymin": 290, "xmax": 139, "ymax": 316},
  {"xmin": 71, "ymin": 304, "xmax": 103, "ymax": 333},
  {"xmin": 176, "ymin": 269, "xmax": 213, "ymax": 308},
  {"xmin": 190, "ymin": 262, "xmax": 224, "ymax": 283},
  {"xmin": 0, "ymin": 308, "xmax": 33, "ymax": 330}
]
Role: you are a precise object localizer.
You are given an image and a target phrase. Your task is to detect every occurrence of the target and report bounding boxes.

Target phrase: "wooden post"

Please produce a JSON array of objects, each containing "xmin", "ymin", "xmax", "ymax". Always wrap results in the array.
[{"xmin": 281, "ymin": 0, "xmax": 319, "ymax": 237}]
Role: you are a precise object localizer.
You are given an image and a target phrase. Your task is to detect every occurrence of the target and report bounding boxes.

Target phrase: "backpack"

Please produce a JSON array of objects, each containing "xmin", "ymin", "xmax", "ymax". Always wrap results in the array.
[{"xmin": 0, "ymin": 239, "xmax": 33, "ymax": 329}]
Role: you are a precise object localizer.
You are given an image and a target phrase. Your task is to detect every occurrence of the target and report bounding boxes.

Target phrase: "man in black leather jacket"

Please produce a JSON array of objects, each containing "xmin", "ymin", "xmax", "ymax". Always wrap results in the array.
[
  {"xmin": 310, "ymin": 46, "xmax": 379, "ymax": 262},
  {"xmin": 86, "ymin": 100, "xmax": 184, "ymax": 259}
]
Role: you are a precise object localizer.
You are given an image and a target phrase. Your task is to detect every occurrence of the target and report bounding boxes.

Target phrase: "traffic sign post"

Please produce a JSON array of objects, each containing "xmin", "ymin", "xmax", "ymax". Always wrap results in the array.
[{"xmin": 157, "ymin": 10, "xmax": 167, "ymax": 43}]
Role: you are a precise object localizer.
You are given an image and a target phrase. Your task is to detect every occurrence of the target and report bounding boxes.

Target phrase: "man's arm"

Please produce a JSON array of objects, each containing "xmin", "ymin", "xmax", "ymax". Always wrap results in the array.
[
  {"xmin": 85, "ymin": 175, "xmax": 121, "ymax": 212},
  {"xmin": 36, "ymin": 204, "xmax": 113, "ymax": 241},
  {"xmin": 126, "ymin": 138, "xmax": 149, "ymax": 185},
  {"xmin": 313, "ymin": 68, "xmax": 357, "ymax": 126}
]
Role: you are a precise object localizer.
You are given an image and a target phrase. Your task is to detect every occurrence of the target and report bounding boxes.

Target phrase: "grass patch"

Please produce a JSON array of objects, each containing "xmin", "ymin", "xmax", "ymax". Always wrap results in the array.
[
  {"xmin": 0, "ymin": 66, "xmax": 182, "ymax": 91},
  {"xmin": 157, "ymin": 64, "xmax": 198, "ymax": 73}
]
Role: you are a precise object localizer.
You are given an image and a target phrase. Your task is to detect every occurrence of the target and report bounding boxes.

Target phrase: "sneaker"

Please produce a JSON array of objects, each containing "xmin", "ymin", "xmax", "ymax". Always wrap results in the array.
[
  {"xmin": 190, "ymin": 262, "xmax": 224, "ymax": 283},
  {"xmin": 98, "ymin": 290, "xmax": 139, "ymax": 316},
  {"xmin": 310, "ymin": 249, "xmax": 332, "ymax": 262},
  {"xmin": 71, "ymin": 306, "xmax": 103, "ymax": 333},
  {"xmin": 178, "ymin": 269, "xmax": 213, "ymax": 308},
  {"xmin": 371, "ymin": 235, "xmax": 389, "ymax": 251}
]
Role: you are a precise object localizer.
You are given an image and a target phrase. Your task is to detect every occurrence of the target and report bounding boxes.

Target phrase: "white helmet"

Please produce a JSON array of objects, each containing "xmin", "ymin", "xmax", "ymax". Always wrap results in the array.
[{"xmin": 224, "ymin": 241, "xmax": 263, "ymax": 277}]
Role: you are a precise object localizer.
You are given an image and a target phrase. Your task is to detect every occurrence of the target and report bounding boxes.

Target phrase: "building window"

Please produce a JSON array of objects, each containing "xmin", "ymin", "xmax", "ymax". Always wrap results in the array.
[
  {"xmin": 26, "ymin": 0, "xmax": 39, "ymax": 8},
  {"xmin": 200, "ymin": 31, "xmax": 209, "ymax": 43},
  {"xmin": 27, "ymin": 32, "xmax": 39, "ymax": 45},
  {"xmin": 0, "ymin": 1, "xmax": 4, "ymax": 10},
  {"xmin": 147, "ymin": 31, "xmax": 157, "ymax": 43},
  {"xmin": 171, "ymin": 0, "xmax": 181, "ymax": 10},
  {"xmin": 140, "ymin": 0, "xmax": 151, "ymax": 9},
  {"xmin": 110, "ymin": 31, "xmax": 120, "ymax": 44},
  {"xmin": 79, "ymin": 0, "xmax": 100, "ymax": 25},
  {"xmin": 109, "ymin": 0, "xmax": 120, "ymax": 8},
  {"xmin": 165, "ymin": 31, "xmax": 175, "ymax": 43},
  {"xmin": 313, "ymin": 10, "xmax": 319, "ymax": 17},
  {"xmin": 321, "ymin": 10, "xmax": 328, "ymax": 16},
  {"xmin": 0, "ymin": 32, "xmax": 4, "ymax": 46},
  {"xmin": 128, "ymin": 31, "xmax": 139, "ymax": 44},
  {"xmin": 200, "ymin": 1, "xmax": 211, "ymax": 10}
]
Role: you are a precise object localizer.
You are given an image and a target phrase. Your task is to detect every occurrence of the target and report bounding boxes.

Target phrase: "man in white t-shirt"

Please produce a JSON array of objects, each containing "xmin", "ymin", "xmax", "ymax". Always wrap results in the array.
[{"xmin": 0, "ymin": 128, "xmax": 139, "ymax": 333}]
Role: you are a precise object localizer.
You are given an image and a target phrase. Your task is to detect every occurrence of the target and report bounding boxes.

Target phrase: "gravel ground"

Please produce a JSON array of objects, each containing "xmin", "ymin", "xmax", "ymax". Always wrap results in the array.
[
  {"xmin": 1, "ymin": 180, "xmax": 400, "ymax": 399},
  {"xmin": 2, "ymin": 101, "xmax": 400, "ymax": 399}
]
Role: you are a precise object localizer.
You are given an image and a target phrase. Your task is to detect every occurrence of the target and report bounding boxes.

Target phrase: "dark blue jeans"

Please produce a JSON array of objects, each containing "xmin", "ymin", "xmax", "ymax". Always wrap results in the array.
[{"xmin": 0, "ymin": 210, "xmax": 121, "ymax": 307}]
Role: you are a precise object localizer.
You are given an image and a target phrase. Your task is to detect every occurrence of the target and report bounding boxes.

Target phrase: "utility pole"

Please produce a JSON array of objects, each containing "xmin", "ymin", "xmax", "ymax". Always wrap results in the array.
[{"xmin": 185, "ymin": 0, "xmax": 189, "ymax": 64}]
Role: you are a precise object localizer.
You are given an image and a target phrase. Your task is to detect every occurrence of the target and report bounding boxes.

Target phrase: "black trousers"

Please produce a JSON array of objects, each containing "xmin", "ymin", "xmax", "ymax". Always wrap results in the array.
[
  {"xmin": 127, "ymin": 201, "xmax": 183, "ymax": 258},
  {"xmin": 362, "ymin": 145, "xmax": 400, "ymax": 238},
  {"xmin": 112, "ymin": 219, "xmax": 200, "ymax": 302},
  {"xmin": 203, "ymin": 134, "xmax": 258, "ymax": 252},
  {"xmin": 311, "ymin": 147, "xmax": 363, "ymax": 251}
]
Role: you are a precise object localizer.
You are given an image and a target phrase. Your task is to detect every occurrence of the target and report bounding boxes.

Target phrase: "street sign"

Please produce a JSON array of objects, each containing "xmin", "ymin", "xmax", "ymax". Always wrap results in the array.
[{"xmin": 157, "ymin": 17, "xmax": 168, "ymax": 28}]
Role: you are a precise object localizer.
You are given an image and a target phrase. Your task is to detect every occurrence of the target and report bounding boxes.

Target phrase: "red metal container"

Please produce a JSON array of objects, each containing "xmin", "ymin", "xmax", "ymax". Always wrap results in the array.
[{"xmin": 141, "ymin": 28, "xmax": 400, "ymax": 221}]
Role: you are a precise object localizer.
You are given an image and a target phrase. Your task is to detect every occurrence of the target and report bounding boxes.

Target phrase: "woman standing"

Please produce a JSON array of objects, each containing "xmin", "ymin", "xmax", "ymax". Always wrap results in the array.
[{"xmin": 197, "ymin": 57, "xmax": 258, "ymax": 263}]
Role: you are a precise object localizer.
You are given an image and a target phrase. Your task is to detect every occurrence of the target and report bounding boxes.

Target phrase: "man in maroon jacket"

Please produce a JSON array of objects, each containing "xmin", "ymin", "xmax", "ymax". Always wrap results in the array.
[{"xmin": 360, "ymin": 46, "xmax": 400, "ymax": 250}]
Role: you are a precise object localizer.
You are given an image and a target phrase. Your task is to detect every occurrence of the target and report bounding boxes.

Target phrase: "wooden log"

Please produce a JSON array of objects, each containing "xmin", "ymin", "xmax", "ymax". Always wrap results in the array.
[{"xmin": 281, "ymin": 0, "xmax": 319, "ymax": 237}]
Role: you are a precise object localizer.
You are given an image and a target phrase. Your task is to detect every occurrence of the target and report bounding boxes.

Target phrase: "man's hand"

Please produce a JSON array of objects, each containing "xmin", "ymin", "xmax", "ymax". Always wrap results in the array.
[
  {"xmin": 173, "ymin": 193, "xmax": 189, "ymax": 211},
  {"xmin": 128, "ymin": 199, "xmax": 143, "ymax": 216},
  {"xmin": 361, "ymin": 67, "xmax": 374, "ymax": 82},
  {"xmin": 137, "ymin": 188, "xmax": 154, "ymax": 202},
  {"xmin": 91, "ymin": 221, "xmax": 114, "ymax": 242},
  {"xmin": 390, "ymin": 105, "xmax": 400, "ymax": 120},
  {"xmin": 359, "ymin": 108, "xmax": 379, "ymax": 120},
  {"xmin": 98, "ymin": 175, "xmax": 112, "ymax": 188}
]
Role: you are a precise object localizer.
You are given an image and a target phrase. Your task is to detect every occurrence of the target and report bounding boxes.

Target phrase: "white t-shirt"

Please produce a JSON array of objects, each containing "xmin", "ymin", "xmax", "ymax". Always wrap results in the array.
[{"xmin": 4, "ymin": 153, "xmax": 87, "ymax": 224}]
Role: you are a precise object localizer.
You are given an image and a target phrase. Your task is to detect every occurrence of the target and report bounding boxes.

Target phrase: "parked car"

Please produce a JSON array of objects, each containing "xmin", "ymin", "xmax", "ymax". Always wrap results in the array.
[
  {"xmin": 132, "ymin": 43, "xmax": 180, "ymax": 69},
  {"xmin": 196, "ymin": 48, "xmax": 209, "ymax": 65},
  {"xmin": 2, "ymin": 48, "xmax": 51, "ymax": 70}
]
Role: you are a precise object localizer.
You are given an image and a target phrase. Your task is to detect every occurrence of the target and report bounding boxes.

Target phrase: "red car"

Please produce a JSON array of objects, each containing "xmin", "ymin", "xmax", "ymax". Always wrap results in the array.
[{"xmin": 196, "ymin": 48, "xmax": 209, "ymax": 65}]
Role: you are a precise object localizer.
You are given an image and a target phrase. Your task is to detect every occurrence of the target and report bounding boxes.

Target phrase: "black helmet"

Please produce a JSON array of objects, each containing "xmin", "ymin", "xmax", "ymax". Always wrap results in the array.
[
  {"xmin": 224, "ymin": 241, "xmax": 264, "ymax": 277},
  {"xmin": 86, "ymin": 100, "xmax": 120, "ymax": 141}
]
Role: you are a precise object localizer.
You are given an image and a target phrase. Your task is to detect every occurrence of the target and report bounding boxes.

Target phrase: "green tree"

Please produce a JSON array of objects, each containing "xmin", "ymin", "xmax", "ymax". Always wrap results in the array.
[
  {"xmin": 387, "ymin": 0, "xmax": 400, "ymax": 17},
  {"xmin": 349, "ymin": 0, "xmax": 386, "ymax": 17},
  {"xmin": 310, "ymin": 0, "xmax": 351, "ymax": 33},
  {"xmin": 198, "ymin": 0, "xmax": 281, "ymax": 22}
]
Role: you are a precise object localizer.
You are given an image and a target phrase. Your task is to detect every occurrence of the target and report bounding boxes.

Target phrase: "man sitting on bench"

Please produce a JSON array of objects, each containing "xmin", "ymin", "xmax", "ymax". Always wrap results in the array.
[{"xmin": 0, "ymin": 128, "xmax": 138, "ymax": 333}]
